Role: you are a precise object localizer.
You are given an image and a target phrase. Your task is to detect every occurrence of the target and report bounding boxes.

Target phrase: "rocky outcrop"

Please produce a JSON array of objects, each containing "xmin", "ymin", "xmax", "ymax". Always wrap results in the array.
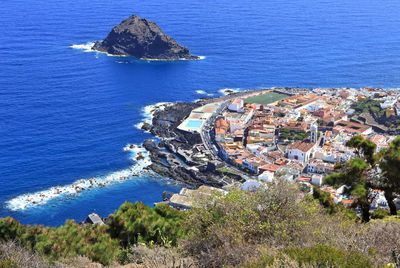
[
  {"xmin": 92, "ymin": 15, "xmax": 199, "ymax": 60},
  {"xmin": 140, "ymin": 101, "xmax": 246, "ymax": 188},
  {"xmin": 151, "ymin": 102, "xmax": 202, "ymax": 147}
]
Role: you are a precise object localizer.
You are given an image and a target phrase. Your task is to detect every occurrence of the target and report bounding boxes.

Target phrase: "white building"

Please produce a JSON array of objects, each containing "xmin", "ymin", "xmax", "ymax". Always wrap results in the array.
[
  {"xmin": 380, "ymin": 98, "xmax": 396, "ymax": 109},
  {"xmin": 311, "ymin": 174, "xmax": 323, "ymax": 186},
  {"xmin": 258, "ymin": 171, "xmax": 274, "ymax": 182},
  {"xmin": 307, "ymin": 159, "xmax": 335, "ymax": 175},
  {"xmin": 310, "ymin": 124, "xmax": 318, "ymax": 143},
  {"xmin": 228, "ymin": 98, "xmax": 244, "ymax": 112},
  {"xmin": 286, "ymin": 140, "xmax": 315, "ymax": 163},
  {"xmin": 228, "ymin": 119, "xmax": 244, "ymax": 133}
]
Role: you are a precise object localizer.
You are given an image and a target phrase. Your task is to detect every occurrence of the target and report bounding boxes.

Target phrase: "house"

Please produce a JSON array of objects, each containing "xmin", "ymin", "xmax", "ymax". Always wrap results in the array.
[
  {"xmin": 85, "ymin": 213, "xmax": 105, "ymax": 225},
  {"xmin": 242, "ymin": 180, "xmax": 262, "ymax": 191},
  {"xmin": 258, "ymin": 171, "xmax": 274, "ymax": 182},
  {"xmin": 369, "ymin": 134, "xmax": 390, "ymax": 152},
  {"xmin": 228, "ymin": 118, "xmax": 245, "ymax": 133},
  {"xmin": 333, "ymin": 120, "xmax": 373, "ymax": 135},
  {"xmin": 311, "ymin": 174, "xmax": 323, "ymax": 186},
  {"xmin": 168, "ymin": 186, "xmax": 227, "ymax": 210},
  {"xmin": 215, "ymin": 118, "xmax": 229, "ymax": 142},
  {"xmin": 242, "ymin": 156, "xmax": 267, "ymax": 174},
  {"xmin": 259, "ymin": 163, "xmax": 281, "ymax": 174},
  {"xmin": 286, "ymin": 140, "xmax": 315, "ymax": 163},
  {"xmin": 307, "ymin": 159, "xmax": 335, "ymax": 175},
  {"xmin": 228, "ymin": 98, "xmax": 244, "ymax": 112}
]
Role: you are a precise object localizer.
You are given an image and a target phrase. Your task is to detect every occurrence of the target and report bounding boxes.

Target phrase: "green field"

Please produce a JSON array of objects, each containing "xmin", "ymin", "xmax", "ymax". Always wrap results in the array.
[{"xmin": 244, "ymin": 92, "xmax": 289, "ymax": 105}]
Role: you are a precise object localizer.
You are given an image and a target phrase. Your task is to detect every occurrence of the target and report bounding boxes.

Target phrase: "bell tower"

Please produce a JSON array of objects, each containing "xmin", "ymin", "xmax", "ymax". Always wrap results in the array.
[{"xmin": 310, "ymin": 124, "xmax": 317, "ymax": 143}]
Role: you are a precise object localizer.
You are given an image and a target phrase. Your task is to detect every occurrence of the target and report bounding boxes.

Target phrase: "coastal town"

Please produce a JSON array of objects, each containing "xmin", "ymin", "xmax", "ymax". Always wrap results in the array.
[{"xmin": 159, "ymin": 87, "xmax": 400, "ymax": 213}]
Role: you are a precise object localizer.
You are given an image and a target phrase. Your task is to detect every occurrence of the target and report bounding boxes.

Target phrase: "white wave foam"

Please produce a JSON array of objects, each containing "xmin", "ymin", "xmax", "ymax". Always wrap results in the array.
[
  {"xmin": 6, "ymin": 144, "xmax": 152, "ymax": 211},
  {"xmin": 142, "ymin": 56, "xmax": 205, "ymax": 61},
  {"xmin": 196, "ymin": 90, "xmax": 214, "ymax": 96},
  {"xmin": 70, "ymin": 42, "xmax": 95, "ymax": 53},
  {"xmin": 219, "ymin": 88, "xmax": 241, "ymax": 95},
  {"xmin": 135, "ymin": 102, "xmax": 173, "ymax": 131},
  {"xmin": 70, "ymin": 43, "xmax": 204, "ymax": 61}
]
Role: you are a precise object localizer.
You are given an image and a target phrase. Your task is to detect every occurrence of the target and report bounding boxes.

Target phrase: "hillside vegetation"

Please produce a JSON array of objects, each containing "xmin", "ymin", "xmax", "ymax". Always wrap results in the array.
[{"xmin": 1, "ymin": 179, "xmax": 400, "ymax": 267}]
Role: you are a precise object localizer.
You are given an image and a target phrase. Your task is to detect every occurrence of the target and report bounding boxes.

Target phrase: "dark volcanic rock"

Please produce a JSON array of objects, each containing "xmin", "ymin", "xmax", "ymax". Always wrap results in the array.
[
  {"xmin": 141, "ymin": 122, "xmax": 151, "ymax": 132},
  {"xmin": 92, "ymin": 15, "xmax": 199, "ymax": 60},
  {"xmin": 143, "ymin": 139, "xmax": 157, "ymax": 152}
]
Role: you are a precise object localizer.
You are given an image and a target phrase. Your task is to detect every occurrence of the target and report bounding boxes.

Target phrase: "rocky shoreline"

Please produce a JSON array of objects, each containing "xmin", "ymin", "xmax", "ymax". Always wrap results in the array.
[
  {"xmin": 135, "ymin": 88, "xmax": 308, "ymax": 189},
  {"xmin": 92, "ymin": 15, "xmax": 199, "ymax": 60},
  {"xmin": 133, "ymin": 87, "xmax": 323, "ymax": 190},
  {"xmin": 135, "ymin": 97, "xmax": 245, "ymax": 188}
]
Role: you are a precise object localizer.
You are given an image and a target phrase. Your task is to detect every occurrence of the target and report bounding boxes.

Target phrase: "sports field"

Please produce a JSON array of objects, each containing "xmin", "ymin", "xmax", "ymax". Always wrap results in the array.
[{"xmin": 244, "ymin": 92, "xmax": 289, "ymax": 105}]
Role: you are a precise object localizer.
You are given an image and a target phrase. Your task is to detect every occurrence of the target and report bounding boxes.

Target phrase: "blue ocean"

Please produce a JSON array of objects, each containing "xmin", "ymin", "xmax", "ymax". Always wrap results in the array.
[{"xmin": 1, "ymin": 0, "xmax": 400, "ymax": 226}]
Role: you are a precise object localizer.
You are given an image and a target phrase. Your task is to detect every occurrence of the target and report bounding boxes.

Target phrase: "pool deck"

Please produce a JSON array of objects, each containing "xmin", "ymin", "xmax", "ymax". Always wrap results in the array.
[{"xmin": 178, "ymin": 103, "xmax": 221, "ymax": 133}]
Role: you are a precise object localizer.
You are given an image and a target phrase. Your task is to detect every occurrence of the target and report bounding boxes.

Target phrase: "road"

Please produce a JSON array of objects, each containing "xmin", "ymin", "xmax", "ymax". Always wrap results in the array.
[{"xmin": 198, "ymin": 98, "xmax": 253, "ymax": 180}]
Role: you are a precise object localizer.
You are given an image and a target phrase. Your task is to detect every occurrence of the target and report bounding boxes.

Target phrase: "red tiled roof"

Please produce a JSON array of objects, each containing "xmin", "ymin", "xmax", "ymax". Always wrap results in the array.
[{"xmin": 287, "ymin": 140, "xmax": 315, "ymax": 152}]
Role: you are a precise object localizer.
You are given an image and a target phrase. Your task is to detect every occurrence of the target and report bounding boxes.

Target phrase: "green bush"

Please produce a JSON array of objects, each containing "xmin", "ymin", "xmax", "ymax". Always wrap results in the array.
[
  {"xmin": 0, "ymin": 202, "xmax": 186, "ymax": 265},
  {"xmin": 371, "ymin": 209, "xmax": 390, "ymax": 219},
  {"xmin": 243, "ymin": 245, "xmax": 374, "ymax": 268},
  {"xmin": 279, "ymin": 128, "xmax": 310, "ymax": 141},
  {"xmin": 0, "ymin": 259, "xmax": 18, "ymax": 268},
  {"xmin": 108, "ymin": 202, "xmax": 187, "ymax": 248},
  {"xmin": 0, "ymin": 218, "xmax": 119, "ymax": 265},
  {"xmin": 284, "ymin": 245, "xmax": 373, "ymax": 268}
]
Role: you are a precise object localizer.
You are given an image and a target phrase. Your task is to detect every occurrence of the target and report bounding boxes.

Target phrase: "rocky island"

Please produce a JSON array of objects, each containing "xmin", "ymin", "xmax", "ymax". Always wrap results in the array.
[{"xmin": 92, "ymin": 15, "xmax": 199, "ymax": 60}]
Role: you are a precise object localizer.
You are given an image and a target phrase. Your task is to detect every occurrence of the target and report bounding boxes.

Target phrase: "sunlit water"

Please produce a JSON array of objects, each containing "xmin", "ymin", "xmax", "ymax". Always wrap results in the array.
[{"xmin": 1, "ymin": 0, "xmax": 400, "ymax": 225}]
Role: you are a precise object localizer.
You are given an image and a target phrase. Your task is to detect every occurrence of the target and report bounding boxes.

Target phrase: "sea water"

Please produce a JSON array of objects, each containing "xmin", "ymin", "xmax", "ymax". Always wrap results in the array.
[{"xmin": 1, "ymin": 0, "xmax": 400, "ymax": 225}]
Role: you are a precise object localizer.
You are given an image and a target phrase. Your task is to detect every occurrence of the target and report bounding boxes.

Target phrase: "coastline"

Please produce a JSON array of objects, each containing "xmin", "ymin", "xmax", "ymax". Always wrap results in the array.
[
  {"xmin": 7, "ymin": 86, "xmax": 396, "ymax": 213},
  {"xmin": 70, "ymin": 43, "xmax": 205, "ymax": 61},
  {"xmin": 135, "ymin": 87, "xmax": 298, "ymax": 188}
]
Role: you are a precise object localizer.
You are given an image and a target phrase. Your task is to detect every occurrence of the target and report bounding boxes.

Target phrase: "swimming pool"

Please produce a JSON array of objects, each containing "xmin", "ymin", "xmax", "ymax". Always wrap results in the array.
[{"xmin": 186, "ymin": 120, "xmax": 203, "ymax": 128}]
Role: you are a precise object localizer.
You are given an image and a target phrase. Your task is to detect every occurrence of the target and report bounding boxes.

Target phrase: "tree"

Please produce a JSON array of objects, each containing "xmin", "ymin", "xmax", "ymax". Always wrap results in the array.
[
  {"xmin": 324, "ymin": 158, "xmax": 373, "ymax": 222},
  {"xmin": 324, "ymin": 136, "xmax": 378, "ymax": 222},
  {"xmin": 346, "ymin": 135, "xmax": 377, "ymax": 166},
  {"xmin": 379, "ymin": 136, "xmax": 400, "ymax": 215}
]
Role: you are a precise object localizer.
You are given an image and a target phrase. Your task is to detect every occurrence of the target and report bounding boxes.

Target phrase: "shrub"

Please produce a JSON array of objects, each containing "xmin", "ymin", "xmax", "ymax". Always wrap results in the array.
[
  {"xmin": 284, "ymin": 245, "xmax": 373, "ymax": 268},
  {"xmin": 183, "ymin": 180, "xmax": 327, "ymax": 267},
  {"xmin": 0, "ymin": 217, "xmax": 119, "ymax": 266},
  {"xmin": 108, "ymin": 202, "xmax": 186, "ymax": 248},
  {"xmin": 0, "ymin": 241, "xmax": 60, "ymax": 268},
  {"xmin": 371, "ymin": 209, "xmax": 390, "ymax": 219},
  {"xmin": 243, "ymin": 245, "xmax": 374, "ymax": 268}
]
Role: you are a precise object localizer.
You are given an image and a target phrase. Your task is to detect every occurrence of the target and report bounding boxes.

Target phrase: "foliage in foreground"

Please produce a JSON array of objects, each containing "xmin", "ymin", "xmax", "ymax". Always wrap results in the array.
[
  {"xmin": 312, "ymin": 186, "xmax": 358, "ymax": 220},
  {"xmin": 108, "ymin": 201, "xmax": 187, "ymax": 248},
  {"xmin": 1, "ymin": 180, "xmax": 400, "ymax": 267},
  {"xmin": 0, "ymin": 202, "xmax": 186, "ymax": 266},
  {"xmin": 243, "ymin": 245, "xmax": 373, "ymax": 268},
  {"xmin": 0, "ymin": 241, "xmax": 67, "ymax": 268},
  {"xmin": 183, "ymin": 180, "xmax": 400, "ymax": 267}
]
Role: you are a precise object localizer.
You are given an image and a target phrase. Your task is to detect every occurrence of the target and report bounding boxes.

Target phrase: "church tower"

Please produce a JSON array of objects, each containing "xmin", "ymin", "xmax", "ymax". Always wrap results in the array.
[{"xmin": 310, "ymin": 124, "xmax": 318, "ymax": 143}]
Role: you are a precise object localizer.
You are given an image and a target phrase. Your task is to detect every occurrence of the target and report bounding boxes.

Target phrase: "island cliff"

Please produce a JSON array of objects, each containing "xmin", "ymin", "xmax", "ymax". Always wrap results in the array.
[{"xmin": 92, "ymin": 15, "xmax": 199, "ymax": 60}]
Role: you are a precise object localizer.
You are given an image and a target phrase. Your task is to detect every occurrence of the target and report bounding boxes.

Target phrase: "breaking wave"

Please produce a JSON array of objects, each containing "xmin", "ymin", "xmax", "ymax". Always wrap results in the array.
[
  {"xmin": 70, "ymin": 43, "xmax": 204, "ymax": 61},
  {"xmin": 6, "ymin": 144, "xmax": 152, "ymax": 211},
  {"xmin": 219, "ymin": 88, "xmax": 241, "ymax": 95},
  {"xmin": 70, "ymin": 42, "xmax": 95, "ymax": 53},
  {"xmin": 134, "ymin": 102, "xmax": 172, "ymax": 131},
  {"xmin": 195, "ymin": 90, "xmax": 214, "ymax": 96}
]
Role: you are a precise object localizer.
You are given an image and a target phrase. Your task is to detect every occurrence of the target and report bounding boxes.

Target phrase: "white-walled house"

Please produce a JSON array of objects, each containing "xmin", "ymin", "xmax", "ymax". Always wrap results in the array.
[
  {"xmin": 258, "ymin": 171, "xmax": 274, "ymax": 182},
  {"xmin": 307, "ymin": 159, "xmax": 335, "ymax": 175},
  {"xmin": 228, "ymin": 98, "xmax": 244, "ymax": 112},
  {"xmin": 286, "ymin": 140, "xmax": 315, "ymax": 163},
  {"xmin": 311, "ymin": 174, "xmax": 323, "ymax": 186}
]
